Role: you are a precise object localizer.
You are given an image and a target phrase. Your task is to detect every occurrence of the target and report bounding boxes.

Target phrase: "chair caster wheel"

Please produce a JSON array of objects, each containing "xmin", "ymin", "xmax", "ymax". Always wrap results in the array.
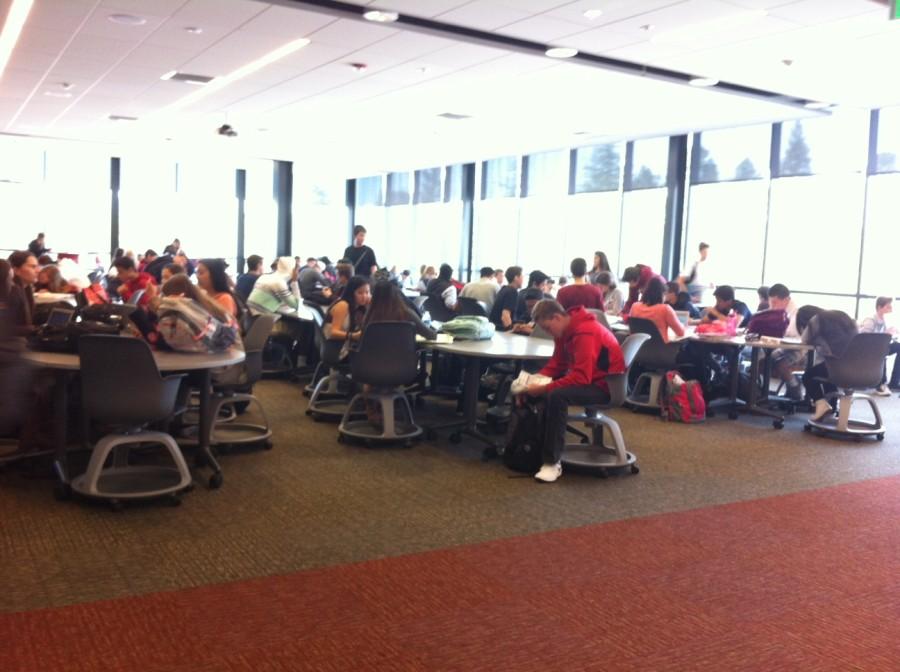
[
  {"xmin": 597, "ymin": 469, "xmax": 608, "ymax": 479},
  {"xmin": 109, "ymin": 499, "xmax": 123, "ymax": 512},
  {"xmin": 877, "ymin": 433, "xmax": 885, "ymax": 441},
  {"xmin": 773, "ymin": 420, "xmax": 784, "ymax": 430},
  {"xmin": 630, "ymin": 464, "xmax": 640, "ymax": 475},
  {"xmin": 305, "ymin": 409, "xmax": 312, "ymax": 416},
  {"xmin": 209, "ymin": 472, "xmax": 224, "ymax": 489},
  {"xmin": 53, "ymin": 482, "xmax": 72, "ymax": 501},
  {"xmin": 727, "ymin": 411, "xmax": 739, "ymax": 420},
  {"xmin": 263, "ymin": 440, "xmax": 274, "ymax": 450},
  {"xmin": 183, "ymin": 483, "xmax": 195, "ymax": 493},
  {"xmin": 803, "ymin": 424, "xmax": 812, "ymax": 432},
  {"xmin": 337, "ymin": 434, "xmax": 346, "ymax": 444},
  {"xmin": 168, "ymin": 495, "xmax": 182, "ymax": 507},
  {"xmin": 449, "ymin": 433, "xmax": 462, "ymax": 444}
]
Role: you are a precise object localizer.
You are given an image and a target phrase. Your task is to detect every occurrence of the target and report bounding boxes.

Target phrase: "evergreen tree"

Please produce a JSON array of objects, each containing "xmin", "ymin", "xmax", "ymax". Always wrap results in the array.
[
  {"xmin": 735, "ymin": 158, "xmax": 759, "ymax": 180},
  {"xmin": 631, "ymin": 165, "xmax": 660, "ymax": 189},
  {"xmin": 697, "ymin": 147, "xmax": 719, "ymax": 182},
  {"xmin": 579, "ymin": 144, "xmax": 620, "ymax": 191},
  {"xmin": 781, "ymin": 122, "xmax": 812, "ymax": 175}
]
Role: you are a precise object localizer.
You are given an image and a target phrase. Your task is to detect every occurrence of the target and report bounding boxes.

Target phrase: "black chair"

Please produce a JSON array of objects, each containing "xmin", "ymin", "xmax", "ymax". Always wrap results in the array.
[
  {"xmin": 805, "ymin": 333, "xmax": 891, "ymax": 440},
  {"xmin": 306, "ymin": 319, "xmax": 354, "ymax": 421},
  {"xmin": 74, "ymin": 336, "xmax": 192, "ymax": 507},
  {"xmin": 625, "ymin": 317, "xmax": 682, "ymax": 410},
  {"xmin": 423, "ymin": 296, "xmax": 455, "ymax": 323},
  {"xmin": 457, "ymin": 297, "xmax": 488, "ymax": 317},
  {"xmin": 338, "ymin": 322, "xmax": 422, "ymax": 444}
]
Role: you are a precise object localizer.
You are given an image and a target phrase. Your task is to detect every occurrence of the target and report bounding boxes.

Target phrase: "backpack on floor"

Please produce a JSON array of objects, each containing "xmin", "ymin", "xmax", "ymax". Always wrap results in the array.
[
  {"xmin": 661, "ymin": 370, "xmax": 706, "ymax": 423},
  {"xmin": 500, "ymin": 400, "xmax": 546, "ymax": 473}
]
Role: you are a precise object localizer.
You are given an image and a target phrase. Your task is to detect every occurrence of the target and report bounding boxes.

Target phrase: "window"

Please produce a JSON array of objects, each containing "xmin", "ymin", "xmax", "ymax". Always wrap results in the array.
[
  {"xmin": 414, "ymin": 168, "xmax": 442, "ymax": 204},
  {"xmin": 764, "ymin": 174, "xmax": 865, "ymax": 295},
  {"xmin": 628, "ymin": 137, "xmax": 668, "ymax": 190},
  {"xmin": 472, "ymin": 198, "xmax": 519, "ymax": 272},
  {"xmin": 175, "ymin": 156, "xmax": 237, "ymax": 265},
  {"xmin": 693, "ymin": 125, "xmax": 770, "ymax": 183},
  {"xmin": 243, "ymin": 159, "xmax": 277, "ymax": 262},
  {"xmin": 481, "ymin": 156, "xmax": 519, "ymax": 199},
  {"xmin": 385, "ymin": 172, "xmax": 410, "ymax": 206},
  {"xmin": 860, "ymin": 173, "xmax": 900, "ymax": 296},
  {"xmin": 573, "ymin": 143, "xmax": 621, "ymax": 193},
  {"xmin": 564, "ymin": 192, "xmax": 622, "ymax": 276},
  {"xmin": 444, "ymin": 164, "xmax": 464, "ymax": 203},
  {"xmin": 356, "ymin": 175, "xmax": 383, "ymax": 206},
  {"xmin": 619, "ymin": 188, "xmax": 667, "ymax": 272},
  {"xmin": 875, "ymin": 106, "xmax": 900, "ymax": 173},
  {"xmin": 778, "ymin": 110, "xmax": 868, "ymax": 177},
  {"xmin": 119, "ymin": 152, "xmax": 178, "ymax": 257},
  {"xmin": 292, "ymin": 175, "xmax": 347, "ymax": 261},
  {"xmin": 523, "ymin": 149, "xmax": 567, "ymax": 198},
  {"xmin": 685, "ymin": 180, "xmax": 769, "ymax": 289}
]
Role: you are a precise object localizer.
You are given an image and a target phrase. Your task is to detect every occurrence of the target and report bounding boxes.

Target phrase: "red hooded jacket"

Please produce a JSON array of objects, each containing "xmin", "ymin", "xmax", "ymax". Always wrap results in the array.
[
  {"xmin": 538, "ymin": 306, "xmax": 625, "ymax": 394},
  {"xmin": 623, "ymin": 265, "xmax": 667, "ymax": 316}
]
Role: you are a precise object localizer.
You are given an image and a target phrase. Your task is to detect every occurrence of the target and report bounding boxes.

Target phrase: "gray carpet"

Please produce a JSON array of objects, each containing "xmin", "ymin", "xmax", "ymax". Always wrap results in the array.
[{"xmin": 3, "ymin": 378, "xmax": 900, "ymax": 613}]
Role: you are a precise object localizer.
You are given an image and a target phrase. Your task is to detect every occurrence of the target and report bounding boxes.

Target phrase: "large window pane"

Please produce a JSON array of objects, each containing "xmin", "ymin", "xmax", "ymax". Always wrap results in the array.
[
  {"xmin": 779, "ymin": 110, "xmax": 868, "ymax": 177},
  {"xmin": 685, "ymin": 180, "xmax": 769, "ymax": 289},
  {"xmin": 619, "ymin": 187, "xmax": 667, "ymax": 273},
  {"xmin": 693, "ymin": 125, "xmax": 770, "ymax": 183},
  {"xmin": 573, "ymin": 143, "xmax": 621, "ymax": 193},
  {"xmin": 860, "ymin": 173, "xmax": 900, "ymax": 296},
  {"xmin": 175, "ymin": 156, "xmax": 236, "ymax": 265},
  {"xmin": 385, "ymin": 172, "xmax": 410, "ymax": 207},
  {"xmin": 414, "ymin": 201, "xmax": 464, "ymax": 276},
  {"xmin": 524, "ymin": 150, "xmax": 567, "ymax": 198},
  {"xmin": 119, "ymin": 153, "xmax": 178, "ymax": 258},
  {"xmin": 356, "ymin": 175, "xmax": 383, "ymax": 206},
  {"xmin": 243, "ymin": 160, "xmax": 277, "ymax": 262},
  {"xmin": 765, "ymin": 175, "xmax": 865, "ymax": 294},
  {"xmin": 629, "ymin": 137, "xmax": 668, "ymax": 190},
  {"xmin": 876, "ymin": 106, "xmax": 900, "ymax": 173},
  {"xmin": 482, "ymin": 156, "xmax": 519, "ymax": 199},
  {"xmin": 473, "ymin": 198, "xmax": 519, "ymax": 272},
  {"xmin": 517, "ymin": 197, "xmax": 565, "ymax": 276},
  {"xmin": 293, "ymin": 175, "xmax": 348, "ymax": 262},
  {"xmin": 564, "ymin": 192, "xmax": 622, "ymax": 276},
  {"xmin": 414, "ymin": 168, "xmax": 442, "ymax": 204}
]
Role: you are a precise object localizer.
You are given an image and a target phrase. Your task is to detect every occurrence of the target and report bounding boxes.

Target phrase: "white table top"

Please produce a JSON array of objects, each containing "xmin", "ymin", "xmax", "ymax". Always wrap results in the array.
[
  {"xmin": 431, "ymin": 331, "xmax": 555, "ymax": 361},
  {"xmin": 22, "ymin": 347, "xmax": 245, "ymax": 372}
]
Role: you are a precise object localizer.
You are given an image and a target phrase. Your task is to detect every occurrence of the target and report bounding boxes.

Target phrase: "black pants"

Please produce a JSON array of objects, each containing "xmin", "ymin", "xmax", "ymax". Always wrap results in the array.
[
  {"xmin": 803, "ymin": 362, "xmax": 834, "ymax": 402},
  {"xmin": 543, "ymin": 385, "xmax": 610, "ymax": 465},
  {"xmin": 882, "ymin": 342, "xmax": 900, "ymax": 386}
]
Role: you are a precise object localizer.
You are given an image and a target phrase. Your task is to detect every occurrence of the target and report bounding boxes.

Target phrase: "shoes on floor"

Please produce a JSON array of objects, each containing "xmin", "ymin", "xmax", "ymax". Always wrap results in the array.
[
  {"xmin": 874, "ymin": 384, "xmax": 891, "ymax": 397},
  {"xmin": 811, "ymin": 399, "xmax": 833, "ymax": 422},
  {"xmin": 534, "ymin": 462, "xmax": 562, "ymax": 483}
]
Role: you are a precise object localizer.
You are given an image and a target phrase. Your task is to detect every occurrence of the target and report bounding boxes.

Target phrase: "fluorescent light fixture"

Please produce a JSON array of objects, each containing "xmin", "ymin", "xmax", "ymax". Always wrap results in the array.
[
  {"xmin": 44, "ymin": 90, "xmax": 72, "ymax": 98},
  {"xmin": 107, "ymin": 13, "xmax": 147, "ymax": 26},
  {"xmin": 160, "ymin": 70, "xmax": 177, "ymax": 80},
  {"xmin": 163, "ymin": 37, "xmax": 311, "ymax": 112},
  {"xmin": 184, "ymin": 26, "xmax": 203, "ymax": 34},
  {"xmin": 652, "ymin": 10, "xmax": 767, "ymax": 44},
  {"xmin": 804, "ymin": 101, "xmax": 831, "ymax": 110},
  {"xmin": 0, "ymin": 0, "xmax": 34, "ymax": 81},
  {"xmin": 545, "ymin": 47, "xmax": 578, "ymax": 59},
  {"xmin": 583, "ymin": 9, "xmax": 604, "ymax": 20},
  {"xmin": 689, "ymin": 77, "xmax": 719, "ymax": 87},
  {"xmin": 362, "ymin": 10, "xmax": 399, "ymax": 23}
]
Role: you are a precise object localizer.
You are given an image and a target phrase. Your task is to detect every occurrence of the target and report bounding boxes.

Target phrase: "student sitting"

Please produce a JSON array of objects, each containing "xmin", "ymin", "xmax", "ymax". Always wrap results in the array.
[
  {"xmin": 152, "ymin": 274, "xmax": 242, "ymax": 352},
  {"xmin": 557, "ymin": 257, "xmax": 604, "ymax": 311},
  {"xmin": 489, "ymin": 266, "xmax": 524, "ymax": 332},
  {"xmin": 247, "ymin": 257, "xmax": 300, "ymax": 316},
  {"xmin": 7, "ymin": 251, "xmax": 38, "ymax": 336},
  {"xmin": 35, "ymin": 265, "xmax": 77, "ymax": 294},
  {"xmin": 197, "ymin": 258, "xmax": 242, "ymax": 320},
  {"xmin": 425, "ymin": 263, "xmax": 458, "ymax": 321},
  {"xmin": 595, "ymin": 272, "xmax": 624, "ymax": 316},
  {"xmin": 701, "ymin": 285, "xmax": 752, "ymax": 328},
  {"xmin": 521, "ymin": 300, "xmax": 625, "ymax": 484},
  {"xmin": 516, "ymin": 270, "xmax": 551, "ymax": 323},
  {"xmin": 860, "ymin": 296, "xmax": 900, "ymax": 394},
  {"xmin": 161, "ymin": 263, "xmax": 185, "ymax": 284},
  {"xmin": 664, "ymin": 281, "xmax": 699, "ymax": 319},
  {"xmin": 235, "ymin": 255, "xmax": 263, "ymax": 303},
  {"xmin": 749, "ymin": 284, "xmax": 804, "ymax": 399},
  {"xmin": 629, "ymin": 278, "xmax": 685, "ymax": 343},
  {"xmin": 799, "ymin": 306, "xmax": 858, "ymax": 420},
  {"xmin": 112, "ymin": 256, "xmax": 157, "ymax": 308},
  {"xmin": 298, "ymin": 257, "xmax": 334, "ymax": 307},
  {"xmin": 621, "ymin": 264, "xmax": 666, "ymax": 315},
  {"xmin": 363, "ymin": 281, "xmax": 436, "ymax": 340},
  {"xmin": 756, "ymin": 286, "xmax": 770, "ymax": 312},
  {"xmin": 324, "ymin": 276, "xmax": 372, "ymax": 358},
  {"xmin": 417, "ymin": 266, "xmax": 436, "ymax": 294},
  {"xmin": 460, "ymin": 266, "xmax": 500, "ymax": 312},
  {"xmin": 331, "ymin": 261, "xmax": 353, "ymax": 304}
]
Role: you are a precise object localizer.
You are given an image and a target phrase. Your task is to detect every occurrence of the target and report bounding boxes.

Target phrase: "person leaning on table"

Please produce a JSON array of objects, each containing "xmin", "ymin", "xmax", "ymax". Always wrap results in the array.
[{"xmin": 519, "ymin": 300, "xmax": 625, "ymax": 484}]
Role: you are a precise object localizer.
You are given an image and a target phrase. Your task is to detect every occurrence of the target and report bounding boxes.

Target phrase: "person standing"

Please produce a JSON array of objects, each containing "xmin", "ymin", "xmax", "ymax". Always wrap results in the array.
[
  {"xmin": 557, "ymin": 258, "xmax": 604, "ymax": 311},
  {"xmin": 588, "ymin": 251, "xmax": 611, "ymax": 284},
  {"xmin": 28, "ymin": 233, "xmax": 49, "ymax": 258},
  {"xmin": 343, "ymin": 225, "xmax": 378, "ymax": 278},
  {"xmin": 680, "ymin": 242, "xmax": 712, "ymax": 304}
]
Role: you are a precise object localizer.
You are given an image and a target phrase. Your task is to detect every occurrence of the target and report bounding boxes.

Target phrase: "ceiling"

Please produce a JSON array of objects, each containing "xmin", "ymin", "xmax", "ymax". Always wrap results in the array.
[{"xmin": 0, "ymin": 0, "xmax": 897, "ymax": 174}]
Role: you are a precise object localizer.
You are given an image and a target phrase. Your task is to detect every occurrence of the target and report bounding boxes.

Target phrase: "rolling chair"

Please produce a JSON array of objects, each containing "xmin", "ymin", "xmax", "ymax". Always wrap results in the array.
[
  {"xmin": 338, "ymin": 322, "xmax": 423, "ymax": 444},
  {"xmin": 74, "ymin": 336, "xmax": 192, "ymax": 508},
  {"xmin": 563, "ymin": 333, "xmax": 650, "ymax": 476},
  {"xmin": 457, "ymin": 297, "xmax": 489, "ymax": 317},
  {"xmin": 586, "ymin": 308, "xmax": 611, "ymax": 330},
  {"xmin": 805, "ymin": 333, "xmax": 891, "ymax": 441},
  {"xmin": 625, "ymin": 317, "xmax": 682, "ymax": 411},
  {"xmin": 422, "ymin": 296, "xmax": 456, "ymax": 323},
  {"xmin": 306, "ymin": 324, "xmax": 355, "ymax": 422}
]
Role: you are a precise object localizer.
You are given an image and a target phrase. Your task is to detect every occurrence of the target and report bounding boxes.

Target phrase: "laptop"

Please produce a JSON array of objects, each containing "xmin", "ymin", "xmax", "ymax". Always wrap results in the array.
[
  {"xmin": 46, "ymin": 308, "xmax": 76, "ymax": 327},
  {"xmin": 675, "ymin": 310, "xmax": 690, "ymax": 327}
]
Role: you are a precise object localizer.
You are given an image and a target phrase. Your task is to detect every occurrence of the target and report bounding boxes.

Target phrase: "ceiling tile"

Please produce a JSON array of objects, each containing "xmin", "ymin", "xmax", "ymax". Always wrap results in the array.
[
  {"xmin": 769, "ymin": 0, "xmax": 883, "ymax": 26},
  {"xmin": 166, "ymin": 0, "xmax": 268, "ymax": 26},
  {"xmin": 375, "ymin": 0, "xmax": 473, "ymax": 18},
  {"xmin": 305, "ymin": 18, "xmax": 398, "ymax": 47},
  {"xmin": 240, "ymin": 5, "xmax": 336, "ymax": 38},
  {"xmin": 557, "ymin": 26, "xmax": 645, "ymax": 53},
  {"xmin": 496, "ymin": 15, "xmax": 595, "ymax": 42},
  {"xmin": 435, "ymin": 2, "xmax": 534, "ymax": 30},
  {"xmin": 65, "ymin": 35, "xmax": 135, "ymax": 61}
]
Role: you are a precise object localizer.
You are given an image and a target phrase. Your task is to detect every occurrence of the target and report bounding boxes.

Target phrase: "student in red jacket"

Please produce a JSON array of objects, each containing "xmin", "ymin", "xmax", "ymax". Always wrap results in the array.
[
  {"xmin": 621, "ymin": 264, "xmax": 666, "ymax": 316},
  {"xmin": 523, "ymin": 300, "xmax": 625, "ymax": 483}
]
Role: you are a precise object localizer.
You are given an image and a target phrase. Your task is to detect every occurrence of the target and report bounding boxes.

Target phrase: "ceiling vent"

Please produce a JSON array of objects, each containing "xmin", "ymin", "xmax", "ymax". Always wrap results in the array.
[
  {"xmin": 437, "ymin": 112, "xmax": 471, "ymax": 120},
  {"xmin": 108, "ymin": 114, "xmax": 138, "ymax": 122},
  {"xmin": 162, "ymin": 72, "xmax": 215, "ymax": 85}
]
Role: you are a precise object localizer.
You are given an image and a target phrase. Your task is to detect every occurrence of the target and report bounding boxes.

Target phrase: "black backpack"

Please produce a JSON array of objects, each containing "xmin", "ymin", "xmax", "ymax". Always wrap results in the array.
[{"xmin": 501, "ymin": 400, "xmax": 545, "ymax": 473}]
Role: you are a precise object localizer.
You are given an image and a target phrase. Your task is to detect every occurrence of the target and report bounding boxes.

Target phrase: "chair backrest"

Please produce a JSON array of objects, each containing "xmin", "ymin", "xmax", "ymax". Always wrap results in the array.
[
  {"xmin": 79, "ymin": 335, "xmax": 178, "ymax": 425},
  {"xmin": 126, "ymin": 289, "xmax": 145, "ymax": 306},
  {"xmin": 606, "ymin": 333, "xmax": 651, "ymax": 407},
  {"xmin": 243, "ymin": 314, "xmax": 276, "ymax": 385},
  {"xmin": 586, "ymin": 308, "xmax": 610, "ymax": 330},
  {"xmin": 351, "ymin": 321, "xmax": 418, "ymax": 387},
  {"xmin": 627, "ymin": 316, "xmax": 663, "ymax": 343},
  {"xmin": 423, "ymin": 296, "xmax": 455, "ymax": 322},
  {"xmin": 628, "ymin": 317, "xmax": 679, "ymax": 370},
  {"xmin": 531, "ymin": 322, "xmax": 553, "ymax": 340},
  {"xmin": 826, "ymin": 332, "xmax": 892, "ymax": 390},
  {"xmin": 457, "ymin": 297, "xmax": 488, "ymax": 317}
]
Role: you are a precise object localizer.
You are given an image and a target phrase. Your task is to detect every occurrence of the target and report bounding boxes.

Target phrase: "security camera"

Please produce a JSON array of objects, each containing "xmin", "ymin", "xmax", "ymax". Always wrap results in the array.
[{"xmin": 217, "ymin": 124, "xmax": 237, "ymax": 137}]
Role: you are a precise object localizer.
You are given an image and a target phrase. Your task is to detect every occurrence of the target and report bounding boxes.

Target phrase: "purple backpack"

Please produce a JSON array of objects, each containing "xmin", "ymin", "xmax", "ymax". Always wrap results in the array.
[{"xmin": 746, "ymin": 309, "xmax": 789, "ymax": 338}]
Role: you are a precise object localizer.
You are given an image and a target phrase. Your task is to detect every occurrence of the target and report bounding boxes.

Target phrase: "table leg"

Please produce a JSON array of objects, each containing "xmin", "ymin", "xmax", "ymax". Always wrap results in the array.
[
  {"xmin": 742, "ymin": 346, "xmax": 785, "ymax": 427},
  {"xmin": 196, "ymin": 370, "xmax": 223, "ymax": 489},
  {"xmin": 426, "ymin": 355, "xmax": 498, "ymax": 453},
  {"xmin": 52, "ymin": 371, "xmax": 71, "ymax": 500}
]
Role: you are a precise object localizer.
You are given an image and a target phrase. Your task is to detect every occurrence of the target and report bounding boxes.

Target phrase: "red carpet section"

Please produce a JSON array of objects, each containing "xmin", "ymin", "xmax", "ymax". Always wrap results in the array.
[{"xmin": 5, "ymin": 476, "xmax": 900, "ymax": 671}]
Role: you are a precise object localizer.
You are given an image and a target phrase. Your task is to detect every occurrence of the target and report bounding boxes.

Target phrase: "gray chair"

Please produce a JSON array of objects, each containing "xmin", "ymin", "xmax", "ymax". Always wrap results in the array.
[
  {"xmin": 586, "ymin": 308, "xmax": 611, "ymax": 330},
  {"xmin": 306, "ymin": 314, "xmax": 355, "ymax": 421},
  {"xmin": 805, "ymin": 333, "xmax": 891, "ymax": 440},
  {"xmin": 75, "ymin": 335, "xmax": 192, "ymax": 507},
  {"xmin": 338, "ymin": 321, "xmax": 423, "ymax": 444},
  {"xmin": 563, "ymin": 333, "xmax": 650, "ymax": 475},
  {"xmin": 457, "ymin": 297, "xmax": 488, "ymax": 317},
  {"xmin": 625, "ymin": 316, "xmax": 682, "ymax": 411}
]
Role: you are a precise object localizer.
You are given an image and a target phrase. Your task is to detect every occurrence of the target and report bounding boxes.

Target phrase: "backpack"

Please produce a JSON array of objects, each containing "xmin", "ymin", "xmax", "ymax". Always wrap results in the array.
[
  {"xmin": 156, "ymin": 297, "xmax": 239, "ymax": 353},
  {"xmin": 500, "ymin": 400, "xmax": 546, "ymax": 473},
  {"xmin": 441, "ymin": 315, "xmax": 496, "ymax": 341},
  {"xmin": 661, "ymin": 370, "xmax": 706, "ymax": 423}
]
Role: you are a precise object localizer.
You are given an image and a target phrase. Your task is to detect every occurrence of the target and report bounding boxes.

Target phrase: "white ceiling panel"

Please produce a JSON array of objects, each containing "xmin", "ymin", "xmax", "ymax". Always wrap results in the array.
[
  {"xmin": 101, "ymin": 0, "xmax": 189, "ymax": 15},
  {"xmin": 304, "ymin": 18, "xmax": 398, "ymax": 47},
  {"xmin": 239, "ymin": 5, "xmax": 336, "ymax": 38},
  {"xmin": 118, "ymin": 44, "xmax": 197, "ymax": 73},
  {"xmin": 495, "ymin": 14, "xmax": 591, "ymax": 42},
  {"xmin": 377, "ymin": 0, "xmax": 473, "ymax": 17},
  {"xmin": 435, "ymin": 2, "xmax": 534, "ymax": 30},
  {"xmin": 545, "ymin": 0, "xmax": 692, "ymax": 27},
  {"xmin": 768, "ymin": 0, "xmax": 881, "ymax": 25},
  {"xmin": 64, "ymin": 35, "xmax": 135, "ymax": 61},
  {"xmin": 557, "ymin": 26, "xmax": 644, "ymax": 52},
  {"xmin": 166, "ymin": 0, "xmax": 268, "ymax": 25}
]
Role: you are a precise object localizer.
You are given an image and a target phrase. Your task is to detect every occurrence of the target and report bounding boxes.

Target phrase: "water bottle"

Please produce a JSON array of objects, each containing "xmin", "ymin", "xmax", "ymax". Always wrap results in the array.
[{"xmin": 422, "ymin": 310, "xmax": 432, "ymax": 327}]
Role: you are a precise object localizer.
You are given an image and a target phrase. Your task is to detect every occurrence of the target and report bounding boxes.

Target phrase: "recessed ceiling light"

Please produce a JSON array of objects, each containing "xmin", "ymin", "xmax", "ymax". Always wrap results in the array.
[
  {"xmin": 689, "ymin": 77, "xmax": 719, "ymax": 87},
  {"xmin": 583, "ymin": 9, "xmax": 604, "ymax": 20},
  {"xmin": 362, "ymin": 10, "xmax": 399, "ymax": 23},
  {"xmin": 107, "ymin": 13, "xmax": 147, "ymax": 26},
  {"xmin": 804, "ymin": 101, "xmax": 831, "ymax": 110},
  {"xmin": 545, "ymin": 47, "xmax": 578, "ymax": 59},
  {"xmin": 184, "ymin": 26, "xmax": 203, "ymax": 34},
  {"xmin": 0, "ymin": 0, "xmax": 34, "ymax": 82}
]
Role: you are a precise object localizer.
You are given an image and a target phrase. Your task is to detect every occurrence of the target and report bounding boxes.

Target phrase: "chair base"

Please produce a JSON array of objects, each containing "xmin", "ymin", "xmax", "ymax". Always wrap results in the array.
[
  {"xmin": 805, "ymin": 392, "xmax": 885, "ymax": 440},
  {"xmin": 562, "ymin": 410, "xmax": 638, "ymax": 475},
  {"xmin": 626, "ymin": 372, "xmax": 664, "ymax": 410},
  {"xmin": 338, "ymin": 391, "xmax": 422, "ymax": 443},
  {"xmin": 306, "ymin": 370, "xmax": 353, "ymax": 420}
]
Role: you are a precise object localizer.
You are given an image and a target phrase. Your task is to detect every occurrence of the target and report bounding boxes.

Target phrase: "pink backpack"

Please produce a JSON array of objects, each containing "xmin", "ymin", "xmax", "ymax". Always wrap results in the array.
[{"xmin": 662, "ymin": 370, "xmax": 706, "ymax": 423}]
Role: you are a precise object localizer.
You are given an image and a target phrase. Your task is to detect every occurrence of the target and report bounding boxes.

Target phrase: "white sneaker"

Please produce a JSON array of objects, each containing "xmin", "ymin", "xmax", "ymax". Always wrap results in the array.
[
  {"xmin": 875, "ymin": 384, "xmax": 891, "ymax": 397},
  {"xmin": 535, "ymin": 462, "xmax": 562, "ymax": 483},
  {"xmin": 811, "ymin": 399, "xmax": 833, "ymax": 422}
]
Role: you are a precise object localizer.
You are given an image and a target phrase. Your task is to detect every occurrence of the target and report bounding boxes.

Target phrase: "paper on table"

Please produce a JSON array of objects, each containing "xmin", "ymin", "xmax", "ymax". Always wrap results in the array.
[
  {"xmin": 510, "ymin": 370, "xmax": 552, "ymax": 394},
  {"xmin": 415, "ymin": 333, "xmax": 454, "ymax": 344}
]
